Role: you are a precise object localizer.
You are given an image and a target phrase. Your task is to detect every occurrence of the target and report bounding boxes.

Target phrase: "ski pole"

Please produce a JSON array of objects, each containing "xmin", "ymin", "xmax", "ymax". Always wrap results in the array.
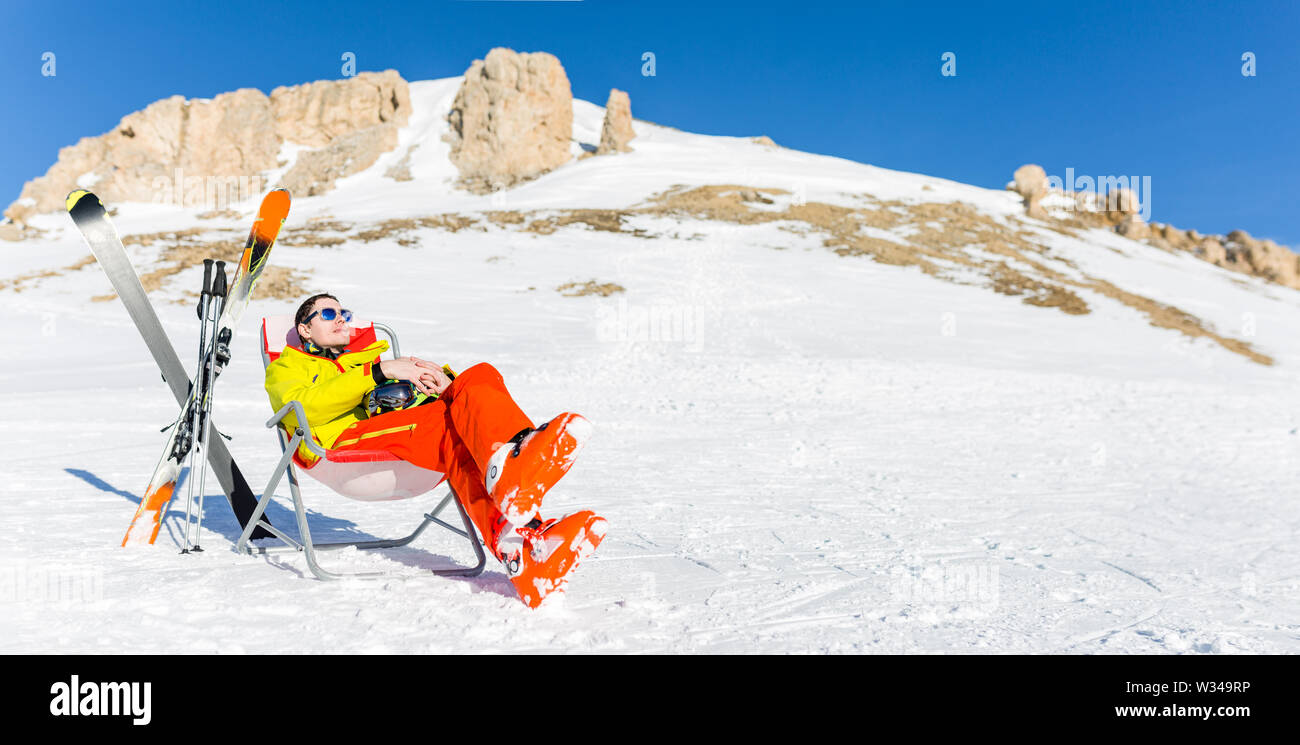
[
  {"xmin": 192, "ymin": 260, "xmax": 228, "ymax": 552},
  {"xmin": 182, "ymin": 260, "xmax": 215, "ymax": 553},
  {"xmin": 187, "ymin": 291, "xmax": 220, "ymax": 552}
]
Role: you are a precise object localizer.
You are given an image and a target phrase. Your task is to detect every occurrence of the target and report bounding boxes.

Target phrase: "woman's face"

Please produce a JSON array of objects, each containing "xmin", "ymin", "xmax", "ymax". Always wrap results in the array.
[{"xmin": 298, "ymin": 297, "xmax": 351, "ymax": 348}]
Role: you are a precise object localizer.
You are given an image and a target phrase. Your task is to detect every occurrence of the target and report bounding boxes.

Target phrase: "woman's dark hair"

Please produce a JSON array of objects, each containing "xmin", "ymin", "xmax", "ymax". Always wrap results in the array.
[{"xmin": 295, "ymin": 293, "xmax": 338, "ymax": 328}]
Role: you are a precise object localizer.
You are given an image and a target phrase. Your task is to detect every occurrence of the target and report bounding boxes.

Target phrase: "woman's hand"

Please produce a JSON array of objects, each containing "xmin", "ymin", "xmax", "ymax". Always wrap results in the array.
[
  {"xmin": 379, "ymin": 357, "xmax": 452, "ymax": 396},
  {"xmin": 410, "ymin": 357, "xmax": 453, "ymax": 395}
]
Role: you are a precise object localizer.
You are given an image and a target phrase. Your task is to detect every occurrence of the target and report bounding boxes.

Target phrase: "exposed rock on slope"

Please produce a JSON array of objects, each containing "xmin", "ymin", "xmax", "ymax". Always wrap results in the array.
[
  {"xmin": 4, "ymin": 70, "xmax": 411, "ymax": 227},
  {"xmin": 443, "ymin": 48, "xmax": 574, "ymax": 193},
  {"xmin": 6, "ymin": 89, "xmax": 279, "ymax": 225},
  {"xmin": 1012, "ymin": 164, "xmax": 1049, "ymax": 219},
  {"xmin": 597, "ymin": 89, "xmax": 635, "ymax": 155},
  {"xmin": 1013, "ymin": 166, "xmax": 1298, "ymax": 291},
  {"xmin": 270, "ymin": 70, "xmax": 410, "ymax": 148},
  {"xmin": 278, "ymin": 124, "xmax": 400, "ymax": 197},
  {"xmin": 1221, "ymin": 230, "xmax": 1300, "ymax": 287}
]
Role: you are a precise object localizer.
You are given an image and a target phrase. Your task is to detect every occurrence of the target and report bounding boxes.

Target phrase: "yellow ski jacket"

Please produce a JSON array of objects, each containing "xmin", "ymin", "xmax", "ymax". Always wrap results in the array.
[{"xmin": 264, "ymin": 340, "xmax": 389, "ymax": 464}]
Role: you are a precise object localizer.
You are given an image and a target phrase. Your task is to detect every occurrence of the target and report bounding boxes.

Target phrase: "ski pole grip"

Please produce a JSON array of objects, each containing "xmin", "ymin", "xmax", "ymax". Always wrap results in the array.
[
  {"xmin": 198, "ymin": 259, "xmax": 214, "ymax": 318},
  {"xmin": 212, "ymin": 260, "xmax": 228, "ymax": 298}
]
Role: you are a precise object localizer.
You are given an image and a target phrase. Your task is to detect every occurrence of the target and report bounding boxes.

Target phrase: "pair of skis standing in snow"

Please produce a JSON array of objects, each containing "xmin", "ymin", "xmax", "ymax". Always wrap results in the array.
[{"xmin": 67, "ymin": 189, "xmax": 605, "ymax": 609}]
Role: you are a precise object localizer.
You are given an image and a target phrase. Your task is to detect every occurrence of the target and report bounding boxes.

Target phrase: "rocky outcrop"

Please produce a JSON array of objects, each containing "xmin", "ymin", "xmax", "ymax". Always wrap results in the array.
[
  {"xmin": 1223, "ymin": 230, "xmax": 1300, "ymax": 287},
  {"xmin": 1153, "ymin": 222, "xmax": 1197, "ymax": 251},
  {"xmin": 444, "ymin": 48, "xmax": 574, "ymax": 193},
  {"xmin": 1008, "ymin": 165, "xmax": 1297, "ymax": 290},
  {"xmin": 597, "ymin": 88, "xmax": 635, "ymax": 155},
  {"xmin": 271, "ymin": 70, "xmax": 410, "ymax": 148},
  {"xmin": 183, "ymin": 88, "xmax": 283, "ymax": 177},
  {"xmin": 1100, "ymin": 187, "xmax": 1151, "ymax": 239},
  {"xmin": 1108, "ymin": 198, "xmax": 1300, "ymax": 288},
  {"xmin": 1198, "ymin": 237, "xmax": 1226, "ymax": 264},
  {"xmin": 383, "ymin": 144, "xmax": 418, "ymax": 182},
  {"xmin": 1072, "ymin": 190, "xmax": 1098, "ymax": 212},
  {"xmin": 6, "ymin": 89, "xmax": 281, "ymax": 225},
  {"xmin": 1127, "ymin": 222, "xmax": 1298, "ymax": 289},
  {"xmin": 1104, "ymin": 187, "xmax": 1142, "ymax": 217},
  {"xmin": 1012, "ymin": 164, "xmax": 1049, "ymax": 219},
  {"xmin": 5, "ymin": 70, "xmax": 411, "ymax": 226},
  {"xmin": 278, "ymin": 124, "xmax": 399, "ymax": 197},
  {"xmin": 1115, "ymin": 214, "xmax": 1150, "ymax": 240}
]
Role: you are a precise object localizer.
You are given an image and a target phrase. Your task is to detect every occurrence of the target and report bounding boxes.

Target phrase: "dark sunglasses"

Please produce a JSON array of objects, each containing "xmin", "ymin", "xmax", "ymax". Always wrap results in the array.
[{"xmin": 304, "ymin": 307, "xmax": 353, "ymax": 324}]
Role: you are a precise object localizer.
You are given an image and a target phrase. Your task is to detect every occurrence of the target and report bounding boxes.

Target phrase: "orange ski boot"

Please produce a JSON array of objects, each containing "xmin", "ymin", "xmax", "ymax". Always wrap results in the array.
[
  {"xmin": 484, "ymin": 413, "xmax": 592, "ymax": 526},
  {"xmin": 502, "ymin": 510, "xmax": 608, "ymax": 609}
]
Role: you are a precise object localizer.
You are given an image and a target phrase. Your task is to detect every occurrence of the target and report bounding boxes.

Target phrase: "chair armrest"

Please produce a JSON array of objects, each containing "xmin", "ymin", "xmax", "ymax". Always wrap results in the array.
[
  {"xmin": 265, "ymin": 400, "xmax": 328, "ymax": 458},
  {"xmin": 372, "ymin": 321, "xmax": 400, "ymax": 359}
]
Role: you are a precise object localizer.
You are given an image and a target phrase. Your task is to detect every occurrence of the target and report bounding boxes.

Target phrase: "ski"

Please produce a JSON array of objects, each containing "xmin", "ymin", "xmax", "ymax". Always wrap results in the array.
[
  {"xmin": 122, "ymin": 188, "xmax": 290, "ymax": 546},
  {"xmin": 65, "ymin": 189, "xmax": 287, "ymax": 544}
]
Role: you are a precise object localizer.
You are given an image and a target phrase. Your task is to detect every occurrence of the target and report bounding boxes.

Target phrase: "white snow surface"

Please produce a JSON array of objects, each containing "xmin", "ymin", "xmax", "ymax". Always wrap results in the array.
[{"xmin": 2, "ymin": 78, "xmax": 1298, "ymax": 653}]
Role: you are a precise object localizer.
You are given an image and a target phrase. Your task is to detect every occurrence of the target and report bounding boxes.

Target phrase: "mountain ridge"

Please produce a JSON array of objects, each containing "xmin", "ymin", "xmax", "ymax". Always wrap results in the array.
[{"xmin": 3, "ymin": 71, "xmax": 1296, "ymax": 371}]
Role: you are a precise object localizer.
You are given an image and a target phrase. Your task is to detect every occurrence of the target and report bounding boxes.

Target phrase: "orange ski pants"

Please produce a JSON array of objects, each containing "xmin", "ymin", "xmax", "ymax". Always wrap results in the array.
[{"xmin": 330, "ymin": 363, "xmax": 533, "ymax": 553}]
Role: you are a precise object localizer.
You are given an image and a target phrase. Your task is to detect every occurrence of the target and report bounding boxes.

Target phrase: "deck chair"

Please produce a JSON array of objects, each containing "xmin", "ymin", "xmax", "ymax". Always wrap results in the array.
[{"xmin": 233, "ymin": 315, "xmax": 486, "ymax": 580}]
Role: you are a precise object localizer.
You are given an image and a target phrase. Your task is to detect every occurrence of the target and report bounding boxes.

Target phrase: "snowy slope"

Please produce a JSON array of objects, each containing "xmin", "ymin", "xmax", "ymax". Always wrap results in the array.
[{"xmin": 2, "ymin": 78, "xmax": 1297, "ymax": 653}]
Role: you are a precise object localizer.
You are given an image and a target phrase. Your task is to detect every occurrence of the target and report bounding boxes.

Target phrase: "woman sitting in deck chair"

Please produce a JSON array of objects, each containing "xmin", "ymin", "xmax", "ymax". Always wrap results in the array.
[{"xmin": 264, "ymin": 292, "xmax": 607, "ymax": 608}]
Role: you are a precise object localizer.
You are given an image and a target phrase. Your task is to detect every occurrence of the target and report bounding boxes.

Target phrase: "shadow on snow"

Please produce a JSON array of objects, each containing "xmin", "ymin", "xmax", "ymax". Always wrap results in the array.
[{"xmin": 63, "ymin": 466, "xmax": 510, "ymax": 597}]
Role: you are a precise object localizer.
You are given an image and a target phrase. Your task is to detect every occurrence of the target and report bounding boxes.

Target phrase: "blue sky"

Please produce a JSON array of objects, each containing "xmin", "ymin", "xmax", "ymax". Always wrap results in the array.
[{"xmin": 3, "ymin": 0, "xmax": 1297, "ymax": 245}]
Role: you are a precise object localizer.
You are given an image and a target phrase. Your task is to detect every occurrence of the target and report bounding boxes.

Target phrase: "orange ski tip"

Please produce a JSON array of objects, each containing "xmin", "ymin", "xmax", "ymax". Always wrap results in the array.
[
  {"xmin": 247, "ymin": 189, "xmax": 291, "ymax": 243},
  {"xmin": 264, "ymin": 187, "xmax": 291, "ymax": 204},
  {"xmin": 260, "ymin": 189, "xmax": 291, "ymax": 217}
]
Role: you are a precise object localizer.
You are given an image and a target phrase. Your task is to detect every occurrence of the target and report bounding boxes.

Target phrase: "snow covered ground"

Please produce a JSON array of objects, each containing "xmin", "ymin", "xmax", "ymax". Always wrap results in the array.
[{"xmin": 2, "ymin": 79, "xmax": 1298, "ymax": 653}]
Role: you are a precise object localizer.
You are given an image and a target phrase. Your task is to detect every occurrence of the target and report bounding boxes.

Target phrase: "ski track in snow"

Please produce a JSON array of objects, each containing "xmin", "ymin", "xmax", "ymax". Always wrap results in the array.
[{"xmin": 2, "ymin": 79, "xmax": 1298, "ymax": 653}]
